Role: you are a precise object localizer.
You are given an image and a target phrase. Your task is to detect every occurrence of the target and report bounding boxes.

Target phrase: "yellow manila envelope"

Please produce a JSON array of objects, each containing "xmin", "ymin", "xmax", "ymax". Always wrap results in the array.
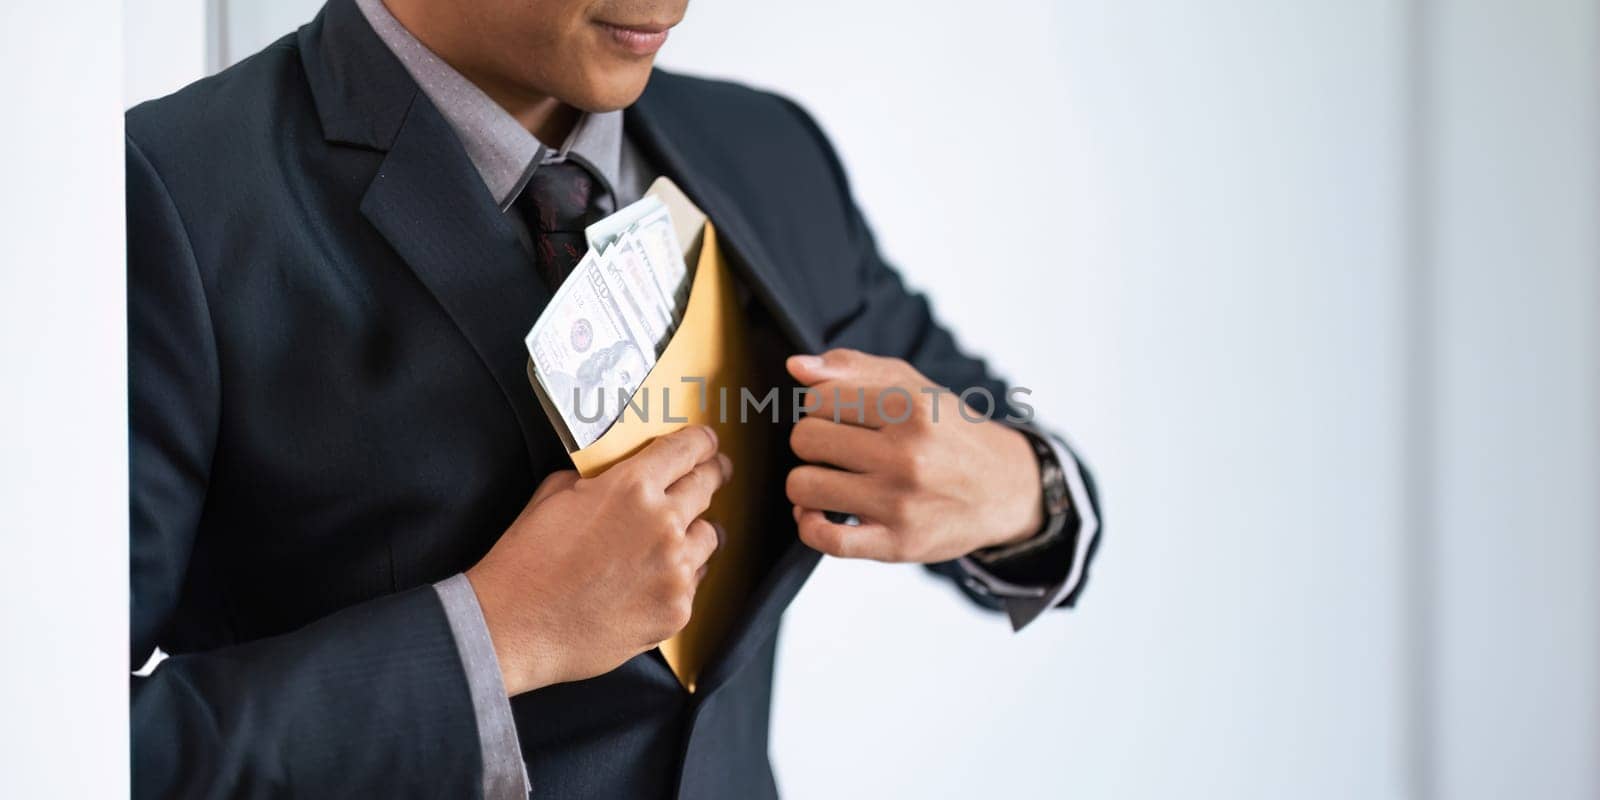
[{"xmin": 557, "ymin": 178, "xmax": 774, "ymax": 691}]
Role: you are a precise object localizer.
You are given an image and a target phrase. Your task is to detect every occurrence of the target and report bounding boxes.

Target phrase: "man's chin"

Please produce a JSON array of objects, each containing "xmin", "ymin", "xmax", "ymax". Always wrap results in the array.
[{"xmin": 566, "ymin": 67, "xmax": 657, "ymax": 113}]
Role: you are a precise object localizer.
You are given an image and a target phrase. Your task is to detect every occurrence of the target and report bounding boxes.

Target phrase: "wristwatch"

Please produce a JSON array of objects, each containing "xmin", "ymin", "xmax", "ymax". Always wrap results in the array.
[{"xmin": 970, "ymin": 426, "xmax": 1074, "ymax": 565}]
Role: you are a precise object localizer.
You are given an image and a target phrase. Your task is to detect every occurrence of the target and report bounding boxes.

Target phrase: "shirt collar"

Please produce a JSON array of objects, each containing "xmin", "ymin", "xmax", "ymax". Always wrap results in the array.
[{"xmin": 354, "ymin": 0, "xmax": 624, "ymax": 211}]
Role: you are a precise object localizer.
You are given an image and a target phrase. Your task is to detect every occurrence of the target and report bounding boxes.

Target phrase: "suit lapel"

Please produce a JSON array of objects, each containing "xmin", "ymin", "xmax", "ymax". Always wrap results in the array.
[
  {"xmin": 360, "ymin": 96, "xmax": 554, "ymax": 469},
  {"xmin": 625, "ymin": 95, "xmax": 824, "ymax": 355},
  {"xmin": 302, "ymin": 0, "xmax": 556, "ymax": 469}
]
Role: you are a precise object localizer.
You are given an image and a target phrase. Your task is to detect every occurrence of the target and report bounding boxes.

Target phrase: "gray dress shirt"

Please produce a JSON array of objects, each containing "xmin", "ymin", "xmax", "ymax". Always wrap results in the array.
[{"xmin": 355, "ymin": 0, "xmax": 1097, "ymax": 796}]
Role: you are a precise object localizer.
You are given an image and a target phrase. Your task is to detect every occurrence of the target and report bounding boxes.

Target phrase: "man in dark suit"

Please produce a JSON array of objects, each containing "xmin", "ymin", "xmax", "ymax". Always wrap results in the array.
[{"xmin": 126, "ymin": 0, "xmax": 1101, "ymax": 796}]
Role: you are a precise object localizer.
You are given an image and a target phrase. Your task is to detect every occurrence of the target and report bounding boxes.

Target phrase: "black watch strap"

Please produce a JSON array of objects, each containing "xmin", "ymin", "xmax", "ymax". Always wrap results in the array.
[{"xmin": 971, "ymin": 427, "xmax": 1074, "ymax": 565}]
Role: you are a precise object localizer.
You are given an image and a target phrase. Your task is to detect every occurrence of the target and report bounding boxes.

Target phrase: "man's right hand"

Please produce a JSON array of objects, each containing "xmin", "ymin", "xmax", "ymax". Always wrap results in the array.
[{"xmin": 465, "ymin": 425, "xmax": 731, "ymax": 696}]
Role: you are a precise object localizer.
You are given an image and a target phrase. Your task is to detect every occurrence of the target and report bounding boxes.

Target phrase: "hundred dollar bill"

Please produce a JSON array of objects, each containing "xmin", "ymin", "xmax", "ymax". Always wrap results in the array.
[
  {"xmin": 585, "ymin": 195, "xmax": 665, "ymax": 254},
  {"xmin": 626, "ymin": 204, "xmax": 690, "ymax": 313},
  {"xmin": 600, "ymin": 234, "xmax": 674, "ymax": 353},
  {"xmin": 525, "ymin": 250, "xmax": 657, "ymax": 448},
  {"xmin": 588, "ymin": 245, "xmax": 657, "ymax": 366},
  {"xmin": 587, "ymin": 196, "xmax": 688, "ymax": 317}
]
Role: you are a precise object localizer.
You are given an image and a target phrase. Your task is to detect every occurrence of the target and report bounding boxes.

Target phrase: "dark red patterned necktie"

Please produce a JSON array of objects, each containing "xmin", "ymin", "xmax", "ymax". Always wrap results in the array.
[{"xmin": 513, "ymin": 160, "xmax": 614, "ymax": 288}]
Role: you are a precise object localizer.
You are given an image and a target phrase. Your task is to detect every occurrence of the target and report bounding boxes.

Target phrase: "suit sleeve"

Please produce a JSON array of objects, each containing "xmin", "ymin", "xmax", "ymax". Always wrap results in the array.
[
  {"xmin": 127, "ymin": 136, "xmax": 490, "ymax": 798},
  {"xmin": 775, "ymin": 99, "xmax": 1103, "ymax": 624}
]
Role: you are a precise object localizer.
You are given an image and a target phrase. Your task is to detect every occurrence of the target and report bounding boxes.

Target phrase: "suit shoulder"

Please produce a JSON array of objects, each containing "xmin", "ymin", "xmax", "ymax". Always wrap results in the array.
[
  {"xmin": 126, "ymin": 33, "xmax": 309, "ymax": 164},
  {"xmin": 644, "ymin": 71, "xmax": 797, "ymax": 116},
  {"xmin": 649, "ymin": 71, "xmax": 837, "ymax": 143},
  {"xmin": 640, "ymin": 70, "xmax": 846, "ymax": 187}
]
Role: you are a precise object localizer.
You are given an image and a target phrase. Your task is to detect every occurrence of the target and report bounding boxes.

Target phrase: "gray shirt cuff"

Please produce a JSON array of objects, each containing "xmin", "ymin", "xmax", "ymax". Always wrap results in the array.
[
  {"xmin": 434, "ymin": 574, "xmax": 531, "ymax": 799},
  {"xmin": 957, "ymin": 428, "xmax": 1101, "ymax": 631}
]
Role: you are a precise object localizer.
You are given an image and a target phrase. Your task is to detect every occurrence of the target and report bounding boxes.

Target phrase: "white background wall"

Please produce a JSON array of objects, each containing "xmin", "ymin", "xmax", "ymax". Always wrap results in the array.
[
  {"xmin": 663, "ymin": 2, "xmax": 1414, "ymax": 797},
  {"xmin": 7, "ymin": 0, "xmax": 1581, "ymax": 797},
  {"xmin": 0, "ymin": 3, "xmax": 128, "ymax": 798},
  {"xmin": 124, "ymin": 0, "xmax": 207, "ymax": 105}
]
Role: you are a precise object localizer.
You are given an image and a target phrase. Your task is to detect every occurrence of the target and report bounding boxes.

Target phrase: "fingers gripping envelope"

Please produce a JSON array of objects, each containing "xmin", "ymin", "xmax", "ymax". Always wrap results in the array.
[{"xmin": 525, "ymin": 177, "xmax": 773, "ymax": 691}]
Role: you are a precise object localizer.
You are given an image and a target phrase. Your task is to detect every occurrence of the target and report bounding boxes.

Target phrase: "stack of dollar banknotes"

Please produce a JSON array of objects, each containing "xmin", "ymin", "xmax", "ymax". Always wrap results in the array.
[{"xmin": 524, "ymin": 196, "xmax": 690, "ymax": 450}]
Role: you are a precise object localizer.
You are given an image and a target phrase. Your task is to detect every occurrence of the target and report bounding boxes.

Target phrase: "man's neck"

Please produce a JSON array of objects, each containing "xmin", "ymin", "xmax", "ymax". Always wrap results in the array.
[
  {"xmin": 467, "ymin": 78, "xmax": 580, "ymax": 146},
  {"xmin": 382, "ymin": 0, "xmax": 579, "ymax": 145}
]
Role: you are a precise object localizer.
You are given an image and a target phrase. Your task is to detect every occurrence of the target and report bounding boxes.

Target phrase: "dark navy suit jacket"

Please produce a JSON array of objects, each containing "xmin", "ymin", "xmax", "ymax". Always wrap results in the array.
[{"xmin": 126, "ymin": 0, "xmax": 1099, "ymax": 796}]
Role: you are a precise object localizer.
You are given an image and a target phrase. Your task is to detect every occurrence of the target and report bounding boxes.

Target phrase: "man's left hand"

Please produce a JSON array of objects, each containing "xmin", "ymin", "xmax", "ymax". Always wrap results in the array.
[{"xmin": 784, "ymin": 349, "xmax": 1045, "ymax": 563}]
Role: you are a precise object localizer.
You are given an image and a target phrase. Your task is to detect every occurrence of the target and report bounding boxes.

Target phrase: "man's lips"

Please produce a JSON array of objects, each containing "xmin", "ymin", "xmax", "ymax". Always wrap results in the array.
[{"xmin": 595, "ymin": 21, "xmax": 672, "ymax": 56}]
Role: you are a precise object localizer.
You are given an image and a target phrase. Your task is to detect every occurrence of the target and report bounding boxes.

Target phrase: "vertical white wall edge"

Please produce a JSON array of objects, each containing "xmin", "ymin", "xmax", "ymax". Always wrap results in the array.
[{"xmin": 1425, "ymin": 1, "xmax": 1600, "ymax": 798}]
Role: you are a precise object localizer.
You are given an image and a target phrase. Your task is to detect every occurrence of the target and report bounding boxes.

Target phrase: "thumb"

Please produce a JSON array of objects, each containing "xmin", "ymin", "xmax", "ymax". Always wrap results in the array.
[
  {"xmin": 789, "ymin": 349, "xmax": 879, "ymax": 385},
  {"xmin": 785, "ymin": 354, "xmax": 830, "ymax": 385},
  {"xmin": 789, "ymin": 349, "xmax": 905, "ymax": 387}
]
